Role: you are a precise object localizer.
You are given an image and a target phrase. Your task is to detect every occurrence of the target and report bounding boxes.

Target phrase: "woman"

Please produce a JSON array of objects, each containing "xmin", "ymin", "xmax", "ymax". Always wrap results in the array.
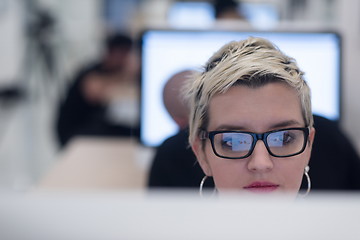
[{"xmin": 184, "ymin": 37, "xmax": 316, "ymax": 197}]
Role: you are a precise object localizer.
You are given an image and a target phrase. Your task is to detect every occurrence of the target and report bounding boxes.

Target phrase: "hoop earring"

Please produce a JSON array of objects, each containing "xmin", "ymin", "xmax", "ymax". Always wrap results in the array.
[
  {"xmin": 199, "ymin": 176, "xmax": 217, "ymax": 197},
  {"xmin": 199, "ymin": 176, "xmax": 208, "ymax": 197},
  {"xmin": 299, "ymin": 165, "xmax": 311, "ymax": 198}
]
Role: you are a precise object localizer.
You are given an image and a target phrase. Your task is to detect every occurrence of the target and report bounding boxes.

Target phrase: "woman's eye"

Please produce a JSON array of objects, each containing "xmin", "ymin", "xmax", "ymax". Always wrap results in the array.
[
  {"xmin": 268, "ymin": 131, "xmax": 294, "ymax": 146},
  {"xmin": 272, "ymin": 132, "xmax": 295, "ymax": 145},
  {"xmin": 221, "ymin": 139, "xmax": 233, "ymax": 148},
  {"xmin": 283, "ymin": 133, "xmax": 296, "ymax": 144}
]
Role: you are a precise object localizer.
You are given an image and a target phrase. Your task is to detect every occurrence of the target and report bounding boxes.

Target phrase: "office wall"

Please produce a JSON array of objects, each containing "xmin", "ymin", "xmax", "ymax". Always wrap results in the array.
[
  {"xmin": 0, "ymin": 0, "xmax": 24, "ymax": 87},
  {"xmin": 336, "ymin": 0, "xmax": 360, "ymax": 153}
]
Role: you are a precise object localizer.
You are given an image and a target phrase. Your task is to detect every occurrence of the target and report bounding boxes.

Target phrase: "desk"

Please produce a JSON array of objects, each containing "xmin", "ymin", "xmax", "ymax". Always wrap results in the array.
[
  {"xmin": 1, "ymin": 192, "xmax": 360, "ymax": 240},
  {"xmin": 36, "ymin": 137, "xmax": 154, "ymax": 190}
]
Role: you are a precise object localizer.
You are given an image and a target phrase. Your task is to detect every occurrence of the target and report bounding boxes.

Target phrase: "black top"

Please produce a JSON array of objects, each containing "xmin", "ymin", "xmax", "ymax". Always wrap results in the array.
[
  {"xmin": 148, "ymin": 115, "xmax": 360, "ymax": 190},
  {"xmin": 148, "ymin": 129, "xmax": 204, "ymax": 188}
]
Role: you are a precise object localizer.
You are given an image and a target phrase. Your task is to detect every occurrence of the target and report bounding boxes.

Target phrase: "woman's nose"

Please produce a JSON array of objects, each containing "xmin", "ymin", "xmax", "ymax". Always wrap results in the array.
[{"xmin": 247, "ymin": 140, "xmax": 274, "ymax": 172}]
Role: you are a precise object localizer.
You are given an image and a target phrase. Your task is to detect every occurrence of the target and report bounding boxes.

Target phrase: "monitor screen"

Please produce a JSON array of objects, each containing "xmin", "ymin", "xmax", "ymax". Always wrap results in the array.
[
  {"xmin": 140, "ymin": 29, "xmax": 341, "ymax": 147},
  {"xmin": 167, "ymin": 2, "xmax": 215, "ymax": 28}
]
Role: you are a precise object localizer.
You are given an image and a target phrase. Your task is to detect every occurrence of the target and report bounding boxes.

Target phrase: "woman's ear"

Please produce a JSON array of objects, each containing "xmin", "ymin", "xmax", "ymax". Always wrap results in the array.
[
  {"xmin": 192, "ymin": 137, "xmax": 213, "ymax": 176},
  {"xmin": 304, "ymin": 127, "xmax": 316, "ymax": 167},
  {"xmin": 308, "ymin": 127, "xmax": 316, "ymax": 149}
]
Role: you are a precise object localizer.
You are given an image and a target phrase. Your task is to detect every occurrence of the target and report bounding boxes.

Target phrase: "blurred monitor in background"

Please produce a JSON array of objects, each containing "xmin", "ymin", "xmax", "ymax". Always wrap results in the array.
[
  {"xmin": 167, "ymin": 1, "xmax": 215, "ymax": 28},
  {"xmin": 240, "ymin": 2, "xmax": 279, "ymax": 29},
  {"xmin": 140, "ymin": 29, "xmax": 341, "ymax": 148}
]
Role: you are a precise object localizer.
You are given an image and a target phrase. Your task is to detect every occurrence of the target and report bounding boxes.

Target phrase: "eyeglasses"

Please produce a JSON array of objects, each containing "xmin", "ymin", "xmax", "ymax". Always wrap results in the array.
[{"xmin": 200, "ymin": 127, "xmax": 309, "ymax": 159}]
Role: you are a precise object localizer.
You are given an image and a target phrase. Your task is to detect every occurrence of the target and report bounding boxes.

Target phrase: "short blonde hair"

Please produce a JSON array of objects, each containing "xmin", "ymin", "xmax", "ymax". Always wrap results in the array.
[{"xmin": 183, "ymin": 37, "xmax": 313, "ymax": 145}]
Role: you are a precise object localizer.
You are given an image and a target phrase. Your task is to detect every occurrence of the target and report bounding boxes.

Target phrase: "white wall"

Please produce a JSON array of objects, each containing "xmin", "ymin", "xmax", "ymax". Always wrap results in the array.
[
  {"xmin": 336, "ymin": 0, "xmax": 360, "ymax": 154},
  {"xmin": 0, "ymin": 0, "xmax": 104, "ymax": 190},
  {"xmin": 0, "ymin": 0, "xmax": 24, "ymax": 87}
]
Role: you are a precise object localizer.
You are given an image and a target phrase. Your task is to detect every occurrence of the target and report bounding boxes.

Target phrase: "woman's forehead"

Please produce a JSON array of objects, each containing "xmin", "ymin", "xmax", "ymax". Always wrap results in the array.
[{"xmin": 207, "ymin": 83, "xmax": 304, "ymax": 131}]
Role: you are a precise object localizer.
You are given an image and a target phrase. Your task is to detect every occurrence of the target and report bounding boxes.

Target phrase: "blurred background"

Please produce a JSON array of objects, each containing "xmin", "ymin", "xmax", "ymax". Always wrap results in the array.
[{"xmin": 0, "ymin": 0, "xmax": 359, "ymax": 192}]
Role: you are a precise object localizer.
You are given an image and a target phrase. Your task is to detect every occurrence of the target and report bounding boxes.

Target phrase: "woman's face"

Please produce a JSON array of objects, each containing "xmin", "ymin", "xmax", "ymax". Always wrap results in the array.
[{"xmin": 192, "ymin": 82, "xmax": 315, "ymax": 197}]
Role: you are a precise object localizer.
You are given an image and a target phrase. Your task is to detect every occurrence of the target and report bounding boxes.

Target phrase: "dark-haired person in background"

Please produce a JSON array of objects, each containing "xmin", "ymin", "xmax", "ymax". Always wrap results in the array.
[
  {"xmin": 213, "ymin": 0, "xmax": 245, "ymax": 20},
  {"xmin": 56, "ymin": 33, "xmax": 140, "ymax": 147}
]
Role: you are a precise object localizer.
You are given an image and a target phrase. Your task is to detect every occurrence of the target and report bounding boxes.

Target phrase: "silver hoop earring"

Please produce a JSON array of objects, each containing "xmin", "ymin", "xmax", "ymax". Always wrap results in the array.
[
  {"xmin": 199, "ymin": 176, "xmax": 217, "ymax": 197},
  {"xmin": 199, "ymin": 175, "xmax": 208, "ymax": 197},
  {"xmin": 299, "ymin": 165, "xmax": 311, "ymax": 198}
]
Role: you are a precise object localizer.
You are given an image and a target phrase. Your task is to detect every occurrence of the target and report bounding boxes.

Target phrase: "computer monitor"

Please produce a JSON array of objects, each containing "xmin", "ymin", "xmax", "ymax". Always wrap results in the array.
[
  {"xmin": 167, "ymin": 1, "xmax": 215, "ymax": 28},
  {"xmin": 140, "ymin": 29, "xmax": 341, "ymax": 147}
]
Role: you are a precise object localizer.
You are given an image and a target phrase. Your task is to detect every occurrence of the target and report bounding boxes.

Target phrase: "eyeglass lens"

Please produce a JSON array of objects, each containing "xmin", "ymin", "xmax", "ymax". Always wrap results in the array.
[{"xmin": 212, "ymin": 129, "xmax": 305, "ymax": 158}]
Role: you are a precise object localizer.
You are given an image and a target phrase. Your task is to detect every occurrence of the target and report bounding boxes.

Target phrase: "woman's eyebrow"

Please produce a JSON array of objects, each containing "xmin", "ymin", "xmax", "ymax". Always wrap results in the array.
[
  {"xmin": 269, "ymin": 120, "xmax": 303, "ymax": 129},
  {"xmin": 214, "ymin": 124, "xmax": 247, "ymax": 131},
  {"xmin": 213, "ymin": 120, "xmax": 303, "ymax": 131}
]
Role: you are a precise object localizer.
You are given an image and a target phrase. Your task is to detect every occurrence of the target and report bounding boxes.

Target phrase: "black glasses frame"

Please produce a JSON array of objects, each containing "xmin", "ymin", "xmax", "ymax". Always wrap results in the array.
[{"xmin": 201, "ymin": 127, "xmax": 310, "ymax": 159}]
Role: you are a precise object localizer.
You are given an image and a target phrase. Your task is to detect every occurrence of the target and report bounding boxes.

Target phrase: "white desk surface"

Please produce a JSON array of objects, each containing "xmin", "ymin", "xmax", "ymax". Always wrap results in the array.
[
  {"xmin": 1, "ymin": 192, "xmax": 360, "ymax": 240},
  {"xmin": 35, "ymin": 137, "xmax": 154, "ymax": 190}
]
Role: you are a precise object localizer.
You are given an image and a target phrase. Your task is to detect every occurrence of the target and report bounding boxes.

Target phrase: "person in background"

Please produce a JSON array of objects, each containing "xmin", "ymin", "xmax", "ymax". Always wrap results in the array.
[
  {"xmin": 162, "ymin": 70, "xmax": 191, "ymax": 130},
  {"xmin": 56, "ymin": 33, "xmax": 140, "ymax": 147},
  {"xmin": 213, "ymin": 0, "xmax": 245, "ymax": 20},
  {"xmin": 148, "ymin": 70, "xmax": 203, "ymax": 188},
  {"xmin": 309, "ymin": 116, "xmax": 360, "ymax": 190}
]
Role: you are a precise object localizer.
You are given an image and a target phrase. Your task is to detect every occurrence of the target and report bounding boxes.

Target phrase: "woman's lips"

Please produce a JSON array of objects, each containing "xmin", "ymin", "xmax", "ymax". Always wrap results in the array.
[{"xmin": 243, "ymin": 181, "xmax": 279, "ymax": 193}]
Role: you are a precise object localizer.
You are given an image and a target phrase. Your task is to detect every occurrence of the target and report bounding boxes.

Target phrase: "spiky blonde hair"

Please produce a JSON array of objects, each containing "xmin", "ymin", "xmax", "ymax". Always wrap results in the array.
[{"xmin": 183, "ymin": 37, "xmax": 313, "ymax": 145}]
